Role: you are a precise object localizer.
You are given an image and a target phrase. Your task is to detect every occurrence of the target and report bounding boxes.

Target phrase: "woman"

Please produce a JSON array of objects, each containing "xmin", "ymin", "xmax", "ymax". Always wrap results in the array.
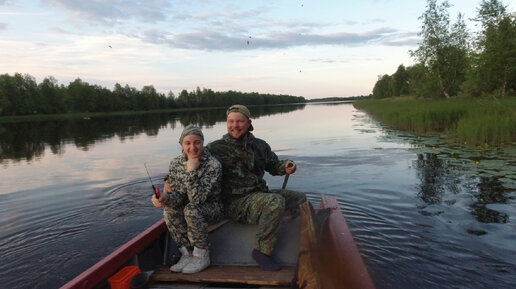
[{"xmin": 152, "ymin": 124, "xmax": 223, "ymax": 274}]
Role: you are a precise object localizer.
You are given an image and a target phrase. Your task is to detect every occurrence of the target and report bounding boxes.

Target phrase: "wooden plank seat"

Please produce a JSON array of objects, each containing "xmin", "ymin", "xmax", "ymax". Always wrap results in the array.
[{"xmin": 150, "ymin": 265, "xmax": 295, "ymax": 286}]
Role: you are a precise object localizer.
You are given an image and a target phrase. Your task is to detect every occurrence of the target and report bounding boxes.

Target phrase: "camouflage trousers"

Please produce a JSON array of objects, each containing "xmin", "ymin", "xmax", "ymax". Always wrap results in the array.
[
  {"xmin": 270, "ymin": 189, "xmax": 307, "ymax": 212},
  {"xmin": 164, "ymin": 201, "xmax": 224, "ymax": 250},
  {"xmin": 225, "ymin": 189, "xmax": 306, "ymax": 255}
]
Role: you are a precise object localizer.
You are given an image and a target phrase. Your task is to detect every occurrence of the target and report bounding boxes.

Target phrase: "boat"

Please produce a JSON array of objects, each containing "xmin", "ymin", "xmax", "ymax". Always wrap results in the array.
[{"xmin": 60, "ymin": 195, "xmax": 376, "ymax": 289}]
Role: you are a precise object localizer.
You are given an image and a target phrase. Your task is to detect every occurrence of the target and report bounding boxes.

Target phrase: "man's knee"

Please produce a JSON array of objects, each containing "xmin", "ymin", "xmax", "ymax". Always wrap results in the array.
[
  {"xmin": 262, "ymin": 193, "xmax": 285, "ymax": 214},
  {"xmin": 297, "ymin": 192, "xmax": 307, "ymax": 204}
]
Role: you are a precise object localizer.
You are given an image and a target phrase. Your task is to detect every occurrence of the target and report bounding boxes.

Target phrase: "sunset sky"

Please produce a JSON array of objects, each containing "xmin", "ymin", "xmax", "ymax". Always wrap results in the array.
[{"xmin": 1, "ymin": 0, "xmax": 513, "ymax": 99}]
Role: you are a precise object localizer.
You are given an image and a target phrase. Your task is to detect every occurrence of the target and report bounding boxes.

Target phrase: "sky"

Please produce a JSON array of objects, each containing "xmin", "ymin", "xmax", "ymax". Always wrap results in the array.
[{"xmin": 1, "ymin": 0, "xmax": 514, "ymax": 99}]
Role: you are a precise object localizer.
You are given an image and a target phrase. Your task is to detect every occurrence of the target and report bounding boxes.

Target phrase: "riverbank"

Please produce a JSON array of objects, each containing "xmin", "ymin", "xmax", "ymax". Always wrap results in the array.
[
  {"xmin": 353, "ymin": 97, "xmax": 516, "ymax": 146},
  {"xmin": 0, "ymin": 102, "xmax": 311, "ymax": 123},
  {"xmin": 0, "ymin": 107, "xmax": 221, "ymax": 123}
]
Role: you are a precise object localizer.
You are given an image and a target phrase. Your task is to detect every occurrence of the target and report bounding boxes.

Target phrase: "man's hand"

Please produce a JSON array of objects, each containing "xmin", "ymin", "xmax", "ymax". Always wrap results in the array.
[
  {"xmin": 285, "ymin": 161, "xmax": 296, "ymax": 175},
  {"xmin": 186, "ymin": 158, "xmax": 200, "ymax": 172},
  {"xmin": 151, "ymin": 194, "xmax": 166, "ymax": 208}
]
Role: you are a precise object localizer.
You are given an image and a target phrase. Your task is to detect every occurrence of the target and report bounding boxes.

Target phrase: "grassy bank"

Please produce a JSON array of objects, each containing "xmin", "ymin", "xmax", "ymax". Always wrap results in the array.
[{"xmin": 353, "ymin": 97, "xmax": 516, "ymax": 146}]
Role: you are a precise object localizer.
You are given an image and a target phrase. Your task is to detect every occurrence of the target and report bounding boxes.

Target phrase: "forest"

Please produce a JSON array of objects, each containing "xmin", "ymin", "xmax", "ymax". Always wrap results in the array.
[
  {"xmin": 0, "ymin": 75, "xmax": 305, "ymax": 117},
  {"xmin": 372, "ymin": 0, "xmax": 515, "ymax": 99}
]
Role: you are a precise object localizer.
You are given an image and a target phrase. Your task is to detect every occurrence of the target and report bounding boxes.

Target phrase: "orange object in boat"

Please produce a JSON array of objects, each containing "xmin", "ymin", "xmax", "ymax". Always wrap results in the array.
[{"xmin": 107, "ymin": 266, "xmax": 141, "ymax": 289}]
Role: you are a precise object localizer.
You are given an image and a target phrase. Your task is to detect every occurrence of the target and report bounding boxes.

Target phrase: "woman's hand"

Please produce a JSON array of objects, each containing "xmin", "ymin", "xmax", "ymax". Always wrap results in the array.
[
  {"xmin": 186, "ymin": 158, "xmax": 200, "ymax": 172},
  {"xmin": 151, "ymin": 194, "xmax": 165, "ymax": 208},
  {"xmin": 163, "ymin": 179, "xmax": 172, "ymax": 193}
]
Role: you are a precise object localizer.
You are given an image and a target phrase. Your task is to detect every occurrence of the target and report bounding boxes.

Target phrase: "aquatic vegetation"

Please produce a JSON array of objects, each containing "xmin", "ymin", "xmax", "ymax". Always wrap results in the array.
[{"xmin": 354, "ymin": 97, "xmax": 516, "ymax": 146}]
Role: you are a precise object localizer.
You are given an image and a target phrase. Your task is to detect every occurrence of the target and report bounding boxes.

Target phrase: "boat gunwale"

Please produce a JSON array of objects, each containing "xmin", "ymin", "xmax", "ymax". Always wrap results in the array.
[
  {"xmin": 60, "ymin": 219, "xmax": 167, "ymax": 289},
  {"xmin": 321, "ymin": 195, "xmax": 376, "ymax": 289}
]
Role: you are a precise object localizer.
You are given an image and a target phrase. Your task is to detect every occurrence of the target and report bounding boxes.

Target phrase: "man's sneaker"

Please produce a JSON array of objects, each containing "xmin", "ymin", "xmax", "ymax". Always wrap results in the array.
[{"xmin": 182, "ymin": 247, "xmax": 210, "ymax": 274}]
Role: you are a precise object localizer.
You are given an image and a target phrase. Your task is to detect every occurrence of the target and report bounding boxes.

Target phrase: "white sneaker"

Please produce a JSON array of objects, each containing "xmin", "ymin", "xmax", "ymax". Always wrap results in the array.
[
  {"xmin": 170, "ymin": 247, "xmax": 193, "ymax": 272},
  {"xmin": 182, "ymin": 247, "xmax": 210, "ymax": 274}
]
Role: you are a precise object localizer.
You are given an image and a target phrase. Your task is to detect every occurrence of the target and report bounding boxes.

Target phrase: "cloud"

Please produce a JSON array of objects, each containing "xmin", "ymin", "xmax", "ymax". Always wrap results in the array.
[
  {"xmin": 49, "ymin": 26, "xmax": 71, "ymax": 34},
  {"xmin": 42, "ymin": 1, "xmax": 415, "ymax": 52},
  {"xmin": 380, "ymin": 31, "xmax": 420, "ymax": 46},
  {"xmin": 368, "ymin": 18, "xmax": 387, "ymax": 24},
  {"xmin": 309, "ymin": 58, "xmax": 350, "ymax": 64},
  {"xmin": 150, "ymin": 26, "xmax": 412, "ymax": 51},
  {"xmin": 140, "ymin": 29, "xmax": 168, "ymax": 45},
  {"xmin": 47, "ymin": 0, "xmax": 171, "ymax": 24},
  {"xmin": 382, "ymin": 38, "xmax": 420, "ymax": 46},
  {"xmin": 222, "ymin": 4, "xmax": 270, "ymax": 20}
]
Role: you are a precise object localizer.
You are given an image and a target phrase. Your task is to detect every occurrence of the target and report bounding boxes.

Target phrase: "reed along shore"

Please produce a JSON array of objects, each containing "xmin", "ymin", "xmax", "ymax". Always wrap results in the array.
[{"xmin": 353, "ymin": 97, "xmax": 516, "ymax": 146}]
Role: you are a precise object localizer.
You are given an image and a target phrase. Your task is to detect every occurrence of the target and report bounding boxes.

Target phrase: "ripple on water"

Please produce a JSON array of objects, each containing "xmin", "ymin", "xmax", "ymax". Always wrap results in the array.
[{"xmin": 0, "ymin": 180, "xmax": 163, "ymax": 289}]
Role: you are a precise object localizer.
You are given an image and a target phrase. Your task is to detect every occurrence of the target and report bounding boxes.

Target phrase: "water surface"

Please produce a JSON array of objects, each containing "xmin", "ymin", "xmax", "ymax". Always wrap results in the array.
[{"xmin": 0, "ymin": 103, "xmax": 515, "ymax": 288}]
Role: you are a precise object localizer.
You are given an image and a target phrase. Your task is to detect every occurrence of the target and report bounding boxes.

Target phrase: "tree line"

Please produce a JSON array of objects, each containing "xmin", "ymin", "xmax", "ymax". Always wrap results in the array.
[
  {"xmin": 0, "ymin": 74, "xmax": 306, "ymax": 117},
  {"xmin": 307, "ymin": 95, "xmax": 371, "ymax": 102},
  {"xmin": 373, "ymin": 0, "xmax": 516, "ymax": 99}
]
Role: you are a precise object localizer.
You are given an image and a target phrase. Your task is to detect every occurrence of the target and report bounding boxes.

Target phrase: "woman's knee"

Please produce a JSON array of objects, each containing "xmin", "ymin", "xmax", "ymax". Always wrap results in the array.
[{"xmin": 183, "ymin": 203, "xmax": 200, "ymax": 217}]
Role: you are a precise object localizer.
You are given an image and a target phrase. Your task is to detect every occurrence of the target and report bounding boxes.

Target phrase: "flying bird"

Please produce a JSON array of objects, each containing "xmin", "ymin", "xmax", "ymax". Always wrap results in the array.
[{"xmin": 108, "ymin": 45, "xmax": 112, "ymax": 48}]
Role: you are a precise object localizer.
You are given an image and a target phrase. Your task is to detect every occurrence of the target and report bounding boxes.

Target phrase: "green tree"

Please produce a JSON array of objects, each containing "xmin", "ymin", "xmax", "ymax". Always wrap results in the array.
[
  {"xmin": 0, "ymin": 74, "xmax": 13, "ymax": 115},
  {"xmin": 177, "ymin": 89, "xmax": 189, "ymax": 107},
  {"xmin": 448, "ymin": 13, "xmax": 470, "ymax": 94},
  {"xmin": 0, "ymin": 73, "xmax": 39, "ymax": 115},
  {"xmin": 410, "ymin": 0, "xmax": 470, "ymax": 98},
  {"xmin": 140, "ymin": 85, "xmax": 159, "ymax": 110},
  {"xmin": 38, "ymin": 76, "xmax": 65, "ymax": 114},
  {"xmin": 200, "ymin": 88, "xmax": 217, "ymax": 107},
  {"xmin": 166, "ymin": 91, "xmax": 177, "ymax": 108},
  {"xmin": 372, "ymin": 74, "xmax": 393, "ymax": 99},
  {"xmin": 193, "ymin": 86, "xmax": 203, "ymax": 107},
  {"xmin": 94, "ymin": 85, "xmax": 114, "ymax": 112},
  {"xmin": 392, "ymin": 64, "xmax": 410, "ymax": 96},
  {"xmin": 67, "ymin": 78, "xmax": 95, "ymax": 112},
  {"xmin": 406, "ymin": 64, "xmax": 442, "ymax": 98},
  {"xmin": 113, "ymin": 83, "xmax": 138, "ymax": 110},
  {"xmin": 468, "ymin": 0, "xmax": 516, "ymax": 97}
]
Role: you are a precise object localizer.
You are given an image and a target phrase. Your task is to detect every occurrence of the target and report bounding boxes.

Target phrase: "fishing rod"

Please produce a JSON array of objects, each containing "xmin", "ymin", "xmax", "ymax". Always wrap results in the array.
[{"xmin": 144, "ymin": 163, "xmax": 161, "ymax": 198}]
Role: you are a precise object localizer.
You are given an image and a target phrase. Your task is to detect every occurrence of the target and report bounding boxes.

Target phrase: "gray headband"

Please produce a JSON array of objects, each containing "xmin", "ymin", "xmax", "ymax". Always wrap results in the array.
[{"xmin": 179, "ymin": 124, "xmax": 204, "ymax": 144}]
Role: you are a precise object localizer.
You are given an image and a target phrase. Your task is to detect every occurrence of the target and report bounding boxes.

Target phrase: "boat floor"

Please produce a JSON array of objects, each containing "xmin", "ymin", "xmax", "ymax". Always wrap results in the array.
[{"xmin": 149, "ymin": 265, "xmax": 294, "ymax": 289}]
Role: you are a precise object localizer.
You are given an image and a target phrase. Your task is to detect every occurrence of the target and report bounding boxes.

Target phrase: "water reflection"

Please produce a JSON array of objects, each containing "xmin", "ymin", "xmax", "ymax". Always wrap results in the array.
[
  {"xmin": 0, "ymin": 104, "xmax": 305, "ymax": 165},
  {"xmin": 412, "ymin": 152, "xmax": 512, "ymax": 224},
  {"xmin": 366, "ymin": 109, "xmax": 515, "ymax": 227},
  {"xmin": 413, "ymin": 153, "xmax": 459, "ymax": 205},
  {"xmin": 472, "ymin": 176, "xmax": 509, "ymax": 224}
]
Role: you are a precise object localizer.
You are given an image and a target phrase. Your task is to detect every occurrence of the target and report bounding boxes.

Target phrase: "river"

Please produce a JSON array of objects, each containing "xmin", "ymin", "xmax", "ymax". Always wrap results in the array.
[{"xmin": 0, "ymin": 102, "xmax": 515, "ymax": 288}]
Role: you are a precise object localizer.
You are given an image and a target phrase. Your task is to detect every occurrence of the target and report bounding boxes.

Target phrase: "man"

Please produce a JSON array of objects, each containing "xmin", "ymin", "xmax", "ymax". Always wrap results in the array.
[
  {"xmin": 207, "ymin": 105, "xmax": 306, "ymax": 271},
  {"xmin": 152, "ymin": 125, "xmax": 224, "ymax": 274}
]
